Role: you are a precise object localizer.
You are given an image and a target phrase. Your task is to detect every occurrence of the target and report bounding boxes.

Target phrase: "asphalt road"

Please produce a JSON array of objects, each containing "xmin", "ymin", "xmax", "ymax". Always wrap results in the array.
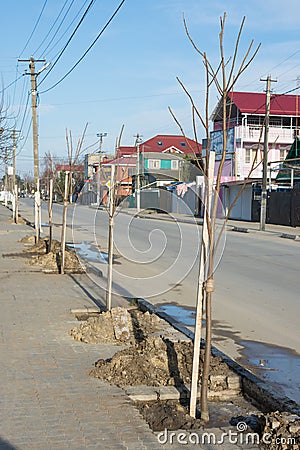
[{"xmin": 18, "ymin": 198, "xmax": 300, "ymax": 403}]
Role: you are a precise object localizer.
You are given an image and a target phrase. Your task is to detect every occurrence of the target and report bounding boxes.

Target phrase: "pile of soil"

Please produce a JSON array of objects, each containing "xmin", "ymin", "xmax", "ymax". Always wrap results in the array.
[
  {"xmin": 90, "ymin": 335, "xmax": 230, "ymax": 387},
  {"xmin": 20, "ymin": 235, "xmax": 36, "ymax": 245},
  {"xmin": 139, "ymin": 399, "xmax": 264, "ymax": 433},
  {"xmin": 22, "ymin": 236, "xmax": 83, "ymax": 273},
  {"xmin": 259, "ymin": 411, "xmax": 300, "ymax": 449},
  {"xmin": 70, "ymin": 308, "xmax": 162, "ymax": 344},
  {"xmin": 138, "ymin": 400, "xmax": 202, "ymax": 431},
  {"xmin": 9, "ymin": 216, "xmax": 27, "ymax": 225}
]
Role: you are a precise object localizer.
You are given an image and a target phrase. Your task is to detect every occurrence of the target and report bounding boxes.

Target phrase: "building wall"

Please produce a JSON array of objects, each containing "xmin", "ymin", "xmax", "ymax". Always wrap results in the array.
[{"xmin": 234, "ymin": 122, "xmax": 294, "ymax": 180}]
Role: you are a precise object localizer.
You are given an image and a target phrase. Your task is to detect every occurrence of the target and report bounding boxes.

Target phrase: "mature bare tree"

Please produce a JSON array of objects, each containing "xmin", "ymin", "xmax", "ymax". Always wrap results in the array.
[{"xmin": 170, "ymin": 13, "xmax": 261, "ymax": 422}]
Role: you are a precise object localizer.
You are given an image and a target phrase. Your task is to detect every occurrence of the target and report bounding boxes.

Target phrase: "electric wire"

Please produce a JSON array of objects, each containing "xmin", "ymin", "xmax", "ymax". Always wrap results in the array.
[
  {"xmin": 33, "ymin": 0, "xmax": 71, "ymax": 57},
  {"xmin": 19, "ymin": 0, "xmax": 49, "ymax": 57},
  {"xmin": 16, "ymin": 118, "xmax": 32, "ymax": 158},
  {"xmin": 18, "ymin": 92, "xmax": 31, "ymax": 138},
  {"xmin": 38, "ymin": 0, "xmax": 96, "ymax": 87},
  {"xmin": 240, "ymin": 49, "xmax": 300, "ymax": 90},
  {"xmin": 40, "ymin": 0, "xmax": 88, "ymax": 60},
  {"xmin": 12, "ymin": 68, "xmax": 28, "ymax": 124},
  {"xmin": 0, "ymin": 74, "xmax": 25, "ymax": 95},
  {"xmin": 228, "ymin": 85, "xmax": 300, "ymax": 119},
  {"xmin": 39, "ymin": 0, "xmax": 126, "ymax": 94}
]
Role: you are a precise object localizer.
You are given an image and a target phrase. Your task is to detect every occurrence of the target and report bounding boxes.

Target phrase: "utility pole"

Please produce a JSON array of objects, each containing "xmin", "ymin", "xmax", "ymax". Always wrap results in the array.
[
  {"xmin": 260, "ymin": 75, "xmax": 277, "ymax": 231},
  {"xmin": 134, "ymin": 134, "xmax": 142, "ymax": 211},
  {"xmin": 96, "ymin": 132, "xmax": 107, "ymax": 206},
  {"xmin": 18, "ymin": 57, "xmax": 47, "ymax": 242}
]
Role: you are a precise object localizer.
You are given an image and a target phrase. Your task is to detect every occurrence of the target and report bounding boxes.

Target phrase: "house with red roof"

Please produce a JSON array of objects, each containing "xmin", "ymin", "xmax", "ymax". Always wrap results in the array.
[
  {"xmin": 117, "ymin": 134, "xmax": 201, "ymax": 158},
  {"xmin": 112, "ymin": 134, "xmax": 202, "ymax": 200},
  {"xmin": 209, "ymin": 91, "xmax": 300, "ymax": 181}
]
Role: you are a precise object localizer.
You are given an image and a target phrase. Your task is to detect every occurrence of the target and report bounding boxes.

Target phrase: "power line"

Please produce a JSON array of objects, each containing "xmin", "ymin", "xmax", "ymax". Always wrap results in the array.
[
  {"xmin": 38, "ymin": 0, "xmax": 96, "ymax": 87},
  {"xmin": 33, "ymin": 0, "xmax": 71, "ymax": 57},
  {"xmin": 39, "ymin": 0, "xmax": 126, "ymax": 94},
  {"xmin": 40, "ymin": 0, "xmax": 90, "ymax": 60},
  {"xmin": 240, "ymin": 49, "xmax": 300, "ymax": 90},
  {"xmin": 264, "ymin": 49, "xmax": 300, "ymax": 74},
  {"xmin": 0, "ymin": 74, "xmax": 25, "ymax": 94},
  {"xmin": 19, "ymin": 0, "xmax": 49, "ymax": 57},
  {"xmin": 230, "ymin": 85, "xmax": 300, "ymax": 118},
  {"xmin": 19, "ymin": 92, "xmax": 31, "ymax": 135}
]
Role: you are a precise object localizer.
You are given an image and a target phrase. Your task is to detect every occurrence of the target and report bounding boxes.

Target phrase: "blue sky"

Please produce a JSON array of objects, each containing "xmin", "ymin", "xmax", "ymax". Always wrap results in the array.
[{"xmin": 1, "ymin": 0, "xmax": 300, "ymax": 176}]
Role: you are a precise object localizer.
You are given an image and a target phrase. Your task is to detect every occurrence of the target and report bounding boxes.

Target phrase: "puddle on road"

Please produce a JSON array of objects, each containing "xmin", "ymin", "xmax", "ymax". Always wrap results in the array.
[
  {"xmin": 238, "ymin": 340, "xmax": 300, "ymax": 405},
  {"xmin": 67, "ymin": 241, "xmax": 108, "ymax": 264},
  {"xmin": 156, "ymin": 303, "xmax": 197, "ymax": 327}
]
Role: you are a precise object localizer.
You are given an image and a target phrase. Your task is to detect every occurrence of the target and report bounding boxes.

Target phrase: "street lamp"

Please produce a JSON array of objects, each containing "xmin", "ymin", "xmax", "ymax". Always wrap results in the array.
[{"xmin": 96, "ymin": 132, "xmax": 107, "ymax": 206}]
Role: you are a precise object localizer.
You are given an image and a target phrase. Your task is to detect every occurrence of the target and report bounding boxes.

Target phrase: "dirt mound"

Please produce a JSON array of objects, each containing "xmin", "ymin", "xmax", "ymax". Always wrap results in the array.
[
  {"xmin": 20, "ymin": 235, "xmax": 35, "ymax": 244},
  {"xmin": 139, "ymin": 400, "xmax": 202, "ymax": 431},
  {"xmin": 30, "ymin": 250, "xmax": 82, "ymax": 272},
  {"xmin": 22, "ymin": 237, "xmax": 83, "ymax": 273},
  {"xmin": 8, "ymin": 216, "xmax": 27, "ymax": 225},
  {"xmin": 23, "ymin": 238, "xmax": 61, "ymax": 254},
  {"xmin": 70, "ymin": 310, "xmax": 116, "ymax": 344},
  {"xmin": 90, "ymin": 336, "xmax": 230, "ymax": 387},
  {"xmin": 70, "ymin": 308, "xmax": 162, "ymax": 344}
]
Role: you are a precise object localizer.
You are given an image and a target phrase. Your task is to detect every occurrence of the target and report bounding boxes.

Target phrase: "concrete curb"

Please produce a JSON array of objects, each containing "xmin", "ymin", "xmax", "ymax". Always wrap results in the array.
[
  {"xmin": 137, "ymin": 298, "xmax": 300, "ymax": 416},
  {"xmin": 116, "ymin": 208, "xmax": 300, "ymax": 238},
  {"xmin": 281, "ymin": 233, "xmax": 300, "ymax": 241},
  {"xmin": 231, "ymin": 226, "xmax": 249, "ymax": 233}
]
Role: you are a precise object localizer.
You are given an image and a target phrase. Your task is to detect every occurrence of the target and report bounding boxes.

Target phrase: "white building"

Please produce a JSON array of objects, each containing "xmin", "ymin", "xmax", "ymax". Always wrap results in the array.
[{"xmin": 210, "ymin": 91, "xmax": 299, "ymax": 181}]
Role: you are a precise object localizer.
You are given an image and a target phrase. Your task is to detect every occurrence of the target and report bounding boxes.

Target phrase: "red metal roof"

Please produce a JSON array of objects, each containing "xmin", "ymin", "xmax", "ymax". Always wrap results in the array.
[
  {"xmin": 142, "ymin": 135, "xmax": 201, "ymax": 154},
  {"xmin": 118, "ymin": 135, "xmax": 201, "ymax": 157},
  {"xmin": 118, "ymin": 146, "xmax": 135, "ymax": 157},
  {"xmin": 102, "ymin": 156, "xmax": 137, "ymax": 166},
  {"xmin": 228, "ymin": 91, "xmax": 300, "ymax": 116}
]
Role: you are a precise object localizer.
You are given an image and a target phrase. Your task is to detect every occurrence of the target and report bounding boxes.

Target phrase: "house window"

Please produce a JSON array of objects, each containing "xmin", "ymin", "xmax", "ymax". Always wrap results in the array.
[
  {"xmin": 157, "ymin": 141, "xmax": 163, "ymax": 146},
  {"xmin": 171, "ymin": 160, "xmax": 179, "ymax": 170},
  {"xmin": 245, "ymin": 148, "xmax": 251, "ymax": 164},
  {"xmin": 148, "ymin": 159, "xmax": 160, "ymax": 169},
  {"xmin": 280, "ymin": 149, "xmax": 286, "ymax": 161},
  {"xmin": 269, "ymin": 117, "xmax": 281, "ymax": 127},
  {"xmin": 245, "ymin": 148, "xmax": 258, "ymax": 164},
  {"xmin": 252, "ymin": 149, "xmax": 258, "ymax": 164},
  {"xmin": 180, "ymin": 142, "xmax": 186, "ymax": 147}
]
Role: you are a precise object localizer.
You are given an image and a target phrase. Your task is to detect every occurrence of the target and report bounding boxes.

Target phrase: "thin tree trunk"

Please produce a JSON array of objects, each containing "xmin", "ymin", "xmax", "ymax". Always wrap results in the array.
[
  {"xmin": 189, "ymin": 151, "xmax": 215, "ymax": 418},
  {"xmin": 48, "ymin": 179, "xmax": 53, "ymax": 253},
  {"xmin": 106, "ymin": 216, "xmax": 114, "ymax": 311},
  {"xmin": 60, "ymin": 172, "xmax": 69, "ymax": 274},
  {"xmin": 200, "ymin": 286, "xmax": 213, "ymax": 422},
  {"xmin": 106, "ymin": 164, "xmax": 116, "ymax": 310},
  {"xmin": 14, "ymin": 184, "xmax": 18, "ymax": 224},
  {"xmin": 35, "ymin": 179, "xmax": 41, "ymax": 244}
]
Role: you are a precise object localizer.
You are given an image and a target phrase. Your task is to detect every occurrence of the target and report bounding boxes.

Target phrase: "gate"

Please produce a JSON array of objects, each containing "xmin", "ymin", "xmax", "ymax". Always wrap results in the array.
[{"xmin": 267, "ymin": 189, "xmax": 300, "ymax": 227}]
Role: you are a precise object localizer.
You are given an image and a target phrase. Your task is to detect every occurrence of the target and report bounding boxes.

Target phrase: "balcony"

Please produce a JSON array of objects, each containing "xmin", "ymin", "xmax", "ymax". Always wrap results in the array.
[{"xmin": 235, "ymin": 125, "xmax": 295, "ymax": 144}]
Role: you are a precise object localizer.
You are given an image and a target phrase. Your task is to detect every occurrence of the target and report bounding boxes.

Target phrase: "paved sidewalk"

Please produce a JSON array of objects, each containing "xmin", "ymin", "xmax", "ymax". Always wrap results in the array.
[
  {"xmin": 0, "ymin": 205, "xmax": 262, "ymax": 450},
  {"xmin": 0, "ymin": 206, "xmax": 161, "ymax": 449}
]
